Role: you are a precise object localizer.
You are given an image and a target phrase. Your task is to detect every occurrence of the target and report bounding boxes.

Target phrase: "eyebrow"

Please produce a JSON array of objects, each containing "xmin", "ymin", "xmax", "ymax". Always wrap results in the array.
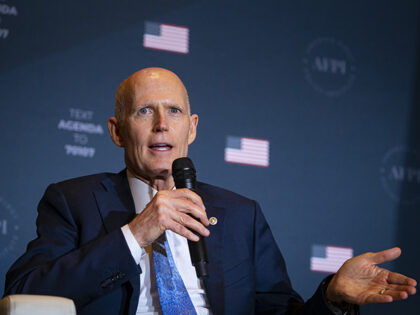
[{"xmin": 136, "ymin": 101, "xmax": 185, "ymax": 108}]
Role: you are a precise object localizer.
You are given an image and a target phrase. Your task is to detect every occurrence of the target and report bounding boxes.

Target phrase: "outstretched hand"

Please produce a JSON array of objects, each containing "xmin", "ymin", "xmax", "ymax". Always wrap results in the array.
[{"xmin": 326, "ymin": 247, "xmax": 417, "ymax": 305}]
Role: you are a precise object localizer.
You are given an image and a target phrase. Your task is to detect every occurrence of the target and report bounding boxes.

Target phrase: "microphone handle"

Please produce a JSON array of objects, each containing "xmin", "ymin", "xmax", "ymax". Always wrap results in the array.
[{"xmin": 187, "ymin": 188, "xmax": 209, "ymax": 279}]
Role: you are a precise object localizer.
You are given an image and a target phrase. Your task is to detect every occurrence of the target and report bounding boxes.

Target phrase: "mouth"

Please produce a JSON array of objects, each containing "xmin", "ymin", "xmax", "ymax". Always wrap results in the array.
[{"xmin": 149, "ymin": 143, "xmax": 173, "ymax": 151}]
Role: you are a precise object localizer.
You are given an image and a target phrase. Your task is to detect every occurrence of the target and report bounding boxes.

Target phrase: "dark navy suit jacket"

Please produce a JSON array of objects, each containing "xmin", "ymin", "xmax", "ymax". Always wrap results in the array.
[{"xmin": 5, "ymin": 171, "xmax": 336, "ymax": 314}]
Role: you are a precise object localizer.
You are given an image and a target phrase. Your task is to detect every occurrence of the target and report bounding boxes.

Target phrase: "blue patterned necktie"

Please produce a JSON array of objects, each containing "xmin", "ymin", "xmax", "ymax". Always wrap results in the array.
[{"xmin": 152, "ymin": 233, "xmax": 197, "ymax": 315}]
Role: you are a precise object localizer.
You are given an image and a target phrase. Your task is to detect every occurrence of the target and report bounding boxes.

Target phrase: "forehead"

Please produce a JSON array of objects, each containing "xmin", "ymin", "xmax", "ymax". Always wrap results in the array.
[{"xmin": 129, "ymin": 71, "xmax": 188, "ymax": 107}]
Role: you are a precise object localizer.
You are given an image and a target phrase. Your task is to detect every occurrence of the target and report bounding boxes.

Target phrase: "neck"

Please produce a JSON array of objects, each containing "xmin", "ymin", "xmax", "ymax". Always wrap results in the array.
[
  {"xmin": 149, "ymin": 177, "xmax": 175, "ymax": 191},
  {"xmin": 126, "ymin": 167, "xmax": 174, "ymax": 191}
]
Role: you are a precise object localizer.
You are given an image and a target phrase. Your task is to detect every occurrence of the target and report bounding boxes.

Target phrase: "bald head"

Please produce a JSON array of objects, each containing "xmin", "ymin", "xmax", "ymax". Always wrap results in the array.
[{"xmin": 115, "ymin": 67, "xmax": 190, "ymax": 122}]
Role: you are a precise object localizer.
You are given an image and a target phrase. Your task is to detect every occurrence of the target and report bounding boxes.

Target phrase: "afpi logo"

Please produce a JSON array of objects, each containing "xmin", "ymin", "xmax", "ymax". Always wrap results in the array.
[
  {"xmin": 303, "ymin": 38, "xmax": 356, "ymax": 97},
  {"xmin": 380, "ymin": 146, "xmax": 420, "ymax": 205},
  {"xmin": 0, "ymin": 196, "xmax": 20, "ymax": 257}
]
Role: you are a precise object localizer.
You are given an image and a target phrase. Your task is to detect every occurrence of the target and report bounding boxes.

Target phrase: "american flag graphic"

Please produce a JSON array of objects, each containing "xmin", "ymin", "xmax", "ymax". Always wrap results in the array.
[
  {"xmin": 143, "ymin": 22, "xmax": 189, "ymax": 54},
  {"xmin": 224, "ymin": 136, "xmax": 269, "ymax": 167},
  {"xmin": 310, "ymin": 245, "xmax": 353, "ymax": 274}
]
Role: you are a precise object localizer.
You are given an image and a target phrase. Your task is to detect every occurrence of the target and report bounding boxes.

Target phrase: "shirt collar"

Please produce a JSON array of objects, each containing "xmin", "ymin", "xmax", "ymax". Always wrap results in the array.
[{"xmin": 126, "ymin": 169, "xmax": 157, "ymax": 214}]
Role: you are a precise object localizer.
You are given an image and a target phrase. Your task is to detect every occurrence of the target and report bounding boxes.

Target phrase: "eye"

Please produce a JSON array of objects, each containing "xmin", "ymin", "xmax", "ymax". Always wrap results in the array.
[
  {"xmin": 138, "ymin": 107, "xmax": 150, "ymax": 115},
  {"xmin": 170, "ymin": 107, "xmax": 180, "ymax": 114}
]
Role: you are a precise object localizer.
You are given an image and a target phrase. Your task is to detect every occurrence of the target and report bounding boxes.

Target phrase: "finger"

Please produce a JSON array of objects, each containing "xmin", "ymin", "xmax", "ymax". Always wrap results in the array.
[
  {"xmin": 369, "ymin": 247, "xmax": 401, "ymax": 265},
  {"xmin": 169, "ymin": 197, "xmax": 209, "ymax": 226},
  {"xmin": 387, "ymin": 271, "xmax": 418, "ymax": 287},
  {"xmin": 153, "ymin": 190, "xmax": 208, "ymax": 225},
  {"xmin": 166, "ymin": 220, "xmax": 200, "ymax": 242},
  {"xmin": 175, "ymin": 212, "xmax": 210, "ymax": 237},
  {"xmin": 384, "ymin": 284, "xmax": 417, "ymax": 295},
  {"xmin": 378, "ymin": 289, "xmax": 409, "ymax": 301},
  {"xmin": 171, "ymin": 188, "xmax": 206, "ymax": 210},
  {"xmin": 364, "ymin": 294, "xmax": 393, "ymax": 304}
]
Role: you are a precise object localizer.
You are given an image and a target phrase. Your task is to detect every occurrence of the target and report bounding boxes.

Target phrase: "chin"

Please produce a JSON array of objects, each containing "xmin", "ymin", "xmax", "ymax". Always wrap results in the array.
[{"xmin": 150, "ymin": 164, "xmax": 172, "ymax": 177}]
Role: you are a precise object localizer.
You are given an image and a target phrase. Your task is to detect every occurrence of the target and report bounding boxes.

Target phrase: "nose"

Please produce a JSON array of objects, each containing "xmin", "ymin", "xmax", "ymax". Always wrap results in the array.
[{"xmin": 153, "ymin": 109, "xmax": 168, "ymax": 132}]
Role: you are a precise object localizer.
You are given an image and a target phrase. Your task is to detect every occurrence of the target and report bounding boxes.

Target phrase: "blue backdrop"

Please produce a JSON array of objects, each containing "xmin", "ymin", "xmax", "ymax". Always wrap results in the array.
[{"xmin": 1, "ymin": 1, "xmax": 419, "ymax": 314}]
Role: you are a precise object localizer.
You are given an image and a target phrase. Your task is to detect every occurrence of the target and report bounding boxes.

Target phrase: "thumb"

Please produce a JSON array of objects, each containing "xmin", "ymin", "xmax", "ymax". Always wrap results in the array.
[{"xmin": 368, "ymin": 247, "xmax": 401, "ymax": 265}]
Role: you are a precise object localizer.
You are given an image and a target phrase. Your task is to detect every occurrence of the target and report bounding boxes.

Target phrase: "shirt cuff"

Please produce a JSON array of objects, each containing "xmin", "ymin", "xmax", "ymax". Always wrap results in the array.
[{"xmin": 121, "ymin": 224, "xmax": 145, "ymax": 264}]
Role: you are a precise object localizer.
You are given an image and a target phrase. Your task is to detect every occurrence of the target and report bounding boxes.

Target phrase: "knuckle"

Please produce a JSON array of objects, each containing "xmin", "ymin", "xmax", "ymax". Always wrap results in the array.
[
  {"xmin": 155, "ymin": 206, "xmax": 164, "ymax": 215},
  {"xmin": 174, "ymin": 224, "xmax": 185, "ymax": 235},
  {"xmin": 178, "ymin": 214, "xmax": 185, "ymax": 224},
  {"xmin": 153, "ymin": 198, "xmax": 162, "ymax": 208},
  {"xmin": 185, "ymin": 215, "xmax": 197, "ymax": 226},
  {"xmin": 156, "ymin": 194, "xmax": 167, "ymax": 204},
  {"xmin": 362, "ymin": 252, "xmax": 373, "ymax": 258},
  {"xmin": 156, "ymin": 213, "xmax": 167, "ymax": 224},
  {"xmin": 155, "ymin": 191, "xmax": 169, "ymax": 200}
]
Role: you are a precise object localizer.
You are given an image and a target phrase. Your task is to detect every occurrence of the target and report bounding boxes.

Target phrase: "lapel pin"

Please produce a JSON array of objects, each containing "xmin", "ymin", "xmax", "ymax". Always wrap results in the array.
[{"xmin": 209, "ymin": 217, "xmax": 218, "ymax": 225}]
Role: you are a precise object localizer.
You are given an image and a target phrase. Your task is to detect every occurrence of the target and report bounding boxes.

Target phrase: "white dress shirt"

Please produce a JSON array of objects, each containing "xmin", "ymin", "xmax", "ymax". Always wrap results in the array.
[{"xmin": 121, "ymin": 170, "xmax": 211, "ymax": 315}]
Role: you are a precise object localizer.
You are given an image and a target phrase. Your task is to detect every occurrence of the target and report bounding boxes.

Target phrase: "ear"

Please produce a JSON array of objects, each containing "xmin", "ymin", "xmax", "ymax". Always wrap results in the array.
[
  {"xmin": 188, "ymin": 114, "xmax": 199, "ymax": 145},
  {"xmin": 108, "ymin": 117, "xmax": 125, "ymax": 147}
]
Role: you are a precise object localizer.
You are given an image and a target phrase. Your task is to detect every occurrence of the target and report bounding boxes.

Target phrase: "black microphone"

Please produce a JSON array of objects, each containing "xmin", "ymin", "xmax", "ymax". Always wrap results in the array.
[{"xmin": 172, "ymin": 157, "xmax": 209, "ymax": 279}]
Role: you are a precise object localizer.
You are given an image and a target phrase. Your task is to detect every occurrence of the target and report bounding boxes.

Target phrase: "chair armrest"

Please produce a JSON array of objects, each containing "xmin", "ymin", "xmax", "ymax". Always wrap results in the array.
[{"xmin": 0, "ymin": 295, "xmax": 76, "ymax": 315}]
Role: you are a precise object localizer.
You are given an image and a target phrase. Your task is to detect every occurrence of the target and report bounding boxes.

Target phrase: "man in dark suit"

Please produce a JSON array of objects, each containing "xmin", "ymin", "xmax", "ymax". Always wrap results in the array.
[{"xmin": 4, "ymin": 68, "xmax": 417, "ymax": 314}]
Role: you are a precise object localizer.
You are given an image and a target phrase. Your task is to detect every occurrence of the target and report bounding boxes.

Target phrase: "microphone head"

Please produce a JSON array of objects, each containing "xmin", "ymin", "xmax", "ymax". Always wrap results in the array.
[{"xmin": 172, "ymin": 157, "xmax": 196, "ymax": 189}]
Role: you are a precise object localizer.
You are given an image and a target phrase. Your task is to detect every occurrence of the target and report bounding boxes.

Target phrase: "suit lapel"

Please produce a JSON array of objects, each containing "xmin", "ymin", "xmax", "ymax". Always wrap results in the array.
[
  {"xmin": 94, "ymin": 171, "xmax": 136, "ymax": 233},
  {"xmin": 93, "ymin": 171, "xmax": 139, "ymax": 315},
  {"xmin": 198, "ymin": 186, "xmax": 226, "ymax": 315}
]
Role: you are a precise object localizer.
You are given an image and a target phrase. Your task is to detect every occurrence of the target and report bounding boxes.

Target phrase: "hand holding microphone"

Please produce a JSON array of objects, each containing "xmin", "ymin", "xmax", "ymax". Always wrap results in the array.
[{"xmin": 127, "ymin": 158, "xmax": 210, "ymax": 278}]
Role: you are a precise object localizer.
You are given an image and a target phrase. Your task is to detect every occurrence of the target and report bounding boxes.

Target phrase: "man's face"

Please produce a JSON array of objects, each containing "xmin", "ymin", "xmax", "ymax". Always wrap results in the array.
[{"xmin": 112, "ymin": 69, "xmax": 198, "ymax": 187}]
